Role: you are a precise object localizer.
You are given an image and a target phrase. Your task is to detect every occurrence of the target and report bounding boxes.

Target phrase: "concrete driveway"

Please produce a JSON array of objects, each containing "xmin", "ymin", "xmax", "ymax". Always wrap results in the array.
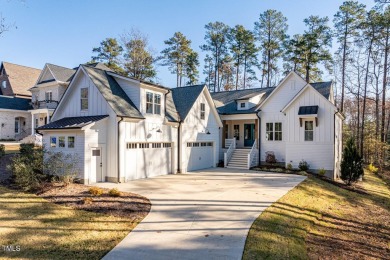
[{"xmin": 96, "ymin": 168, "xmax": 306, "ymax": 260}]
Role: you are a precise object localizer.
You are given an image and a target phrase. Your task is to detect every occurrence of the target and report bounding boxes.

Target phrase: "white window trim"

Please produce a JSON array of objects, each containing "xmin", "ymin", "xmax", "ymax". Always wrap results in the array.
[
  {"xmin": 80, "ymin": 87, "xmax": 89, "ymax": 111},
  {"xmin": 266, "ymin": 122, "xmax": 283, "ymax": 141},
  {"xmin": 146, "ymin": 91, "xmax": 162, "ymax": 115},
  {"xmin": 304, "ymin": 120, "xmax": 314, "ymax": 141},
  {"xmin": 200, "ymin": 103, "xmax": 205, "ymax": 120},
  {"xmin": 45, "ymin": 91, "xmax": 53, "ymax": 102}
]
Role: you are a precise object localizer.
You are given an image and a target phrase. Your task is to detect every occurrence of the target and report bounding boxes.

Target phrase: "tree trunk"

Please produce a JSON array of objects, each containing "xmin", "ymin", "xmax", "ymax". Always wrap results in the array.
[
  {"xmin": 243, "ymin": 56, "xmax": 247, "ymax": 89},
  {"xmin": 361, "ymin": 39, "xmax": 373, "ymax": 157},
  {"xmin": 341, "ymin": 27, "xmax": 348, "ymax": 112},
  {"xmin": 235, "ymin": 58, "xmax": 240, "ymax": 90},
  {"xmin": 382, "ymin": 27, "xmax": 389, "ymax": 142}
]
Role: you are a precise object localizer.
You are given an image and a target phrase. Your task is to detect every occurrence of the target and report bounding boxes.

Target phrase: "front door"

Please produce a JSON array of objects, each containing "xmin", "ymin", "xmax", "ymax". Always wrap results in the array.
[
  {"xmin": 91, "ymin": 147, "xmax": 103, "ymax": 183},
  {"xmin": 244, "ymin": 124, "xmax": 255, "ymax": 147}
]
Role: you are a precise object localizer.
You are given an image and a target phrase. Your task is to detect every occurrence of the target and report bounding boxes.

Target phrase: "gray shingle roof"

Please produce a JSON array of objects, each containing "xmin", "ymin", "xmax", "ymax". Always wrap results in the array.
[
  {"xmin": 211, "ymin": 88, "xmax": 274, "ymax": 115},
  {"xmin": 165, "ymin": 91, "xmax": 180, "ymax": 122},
  {"xmin": 82, "ymin": 65, "xmax": 144, "ymax": 119},
  {"xmin": 46, "ymin": 64, "xmax": 76, "ymax": 83},
  {"xmin": 37, "ymin": 115, "xmax": 108, "ymax": 130},
  {"xmin": 298, "ymin": 105, "xmax": 319, "ymax": 115},
  {"xmin": 311, "ymin": 81, "xmax": 332, "ymax": 99},
  {"xmin": 0, "ymin": 96, "xmax": 32, "ymax": 110},
  {"xmin": 171, "ymin": 85, "xmax": 205, "ymax": 121}
]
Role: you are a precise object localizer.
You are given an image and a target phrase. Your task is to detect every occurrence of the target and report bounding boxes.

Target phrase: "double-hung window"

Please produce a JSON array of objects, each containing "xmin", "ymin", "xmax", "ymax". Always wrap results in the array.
[
  {"xmin": 68, "ymin": 136, "xmax": 75, "ymax": 148},
  {"xmin": 200, "ymin": 103, "xmax": 205, "ymax": 120},
  {"xmin": 146, "ymin": 92, "xmax": 161, "ymax": 115},
  {"xmin": 305, "ymin": 121, "xmax": 314, "ymax": 141},
  {"xmin": 266, "ymin": 122, "xmax": 283, "ymax": 141},
  {"xmin": 80, "ymin": 88, "xmax": 88, "ymax": 110},
  {"xmin": 59, "ymin": 136, "xmax": 65, "ymax": 148},
  {"xmin": 266, "ymin": 123, "xmax": 273, "ymax": 141}
]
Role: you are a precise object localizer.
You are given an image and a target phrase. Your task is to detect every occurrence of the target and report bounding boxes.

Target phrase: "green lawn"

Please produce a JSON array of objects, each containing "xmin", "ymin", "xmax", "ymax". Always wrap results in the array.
[
  {"xmin": 0, "ymin": 186, "xmax": 140, "ymax": 259},
  {"xmin": 243, "ymin": 171, "xmax": 390, "ymax": 259}
]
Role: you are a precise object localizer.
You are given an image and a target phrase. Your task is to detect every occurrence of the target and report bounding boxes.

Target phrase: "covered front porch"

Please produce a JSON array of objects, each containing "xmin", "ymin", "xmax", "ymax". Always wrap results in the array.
[
  {"xmin": 220, "ymin": 114, "xmax": 260, "ymax": 169},
  {"xmin": 29, "ymin": 108, "xmax": 53, "ymax": 135}
]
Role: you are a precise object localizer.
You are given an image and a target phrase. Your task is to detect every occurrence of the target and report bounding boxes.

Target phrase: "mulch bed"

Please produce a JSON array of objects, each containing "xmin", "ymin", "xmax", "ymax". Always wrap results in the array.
[{"xmin": 38, "ymin": 183, "xmax": 151, "ymax": 220}]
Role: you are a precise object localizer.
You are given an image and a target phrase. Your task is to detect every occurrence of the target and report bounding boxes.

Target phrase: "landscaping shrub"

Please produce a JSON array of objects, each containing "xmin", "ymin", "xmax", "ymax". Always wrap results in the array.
[
  {"xmin": 89, "ymin": 187, "xmax": 104, "ymax": 196},
  {"xmin": 368, "ymin": 163, "xmax": 378, "ymax": 173},
  {"xmin": 318, "ymin": 168, "xmax": 326, "ymax": 176},
  {"xmin": 286, "ymin": 163, "xmax": 293, "ymax": 171},
  {"xmin": 298, "ymin": 160, "xmax": 310, "ymax": 171},
  {"xmin": 19, "ymin": 143, "xmax": 35, "ymax": 156},
  {"xmin": 8, "ymin": 146, "xmax": 45, "ymax": 191},
  {"xmin": 340, "ymin": 137, "xmax": 363, "ymax": 185},
  {"xmin": 0, "ymin": 144, "xmax": 5, "ymax": 158},
  {"xmin": 265, "ymin": 151, "xmax": 277, "ymax": 164},
  {"xmin": 44, "ymin": 151, "xmax": 80, "ymax": 186},
  {"xmin": 108, "ymin": 188, "xmax": 121, "ymax": 197}
]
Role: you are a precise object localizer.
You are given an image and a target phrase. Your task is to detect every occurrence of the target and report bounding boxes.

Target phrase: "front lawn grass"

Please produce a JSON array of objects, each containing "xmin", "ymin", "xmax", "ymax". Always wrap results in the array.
[
  {"xmin": 243, "ymin": 171, "xmax": 390, "ymax": 259},
  {"xmin": 0, "ymin": 186, "xmax": 140, "ymax": 259}
]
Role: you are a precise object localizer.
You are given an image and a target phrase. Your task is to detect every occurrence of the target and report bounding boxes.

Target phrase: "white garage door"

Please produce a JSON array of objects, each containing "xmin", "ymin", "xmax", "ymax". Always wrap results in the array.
[
  {"xmin": 125, "ymin": 142, "xmax": 172, "ymax": 181},
  {"xmin": 186, "ymin": 142, "xmax": 214, "ymax": 171}
]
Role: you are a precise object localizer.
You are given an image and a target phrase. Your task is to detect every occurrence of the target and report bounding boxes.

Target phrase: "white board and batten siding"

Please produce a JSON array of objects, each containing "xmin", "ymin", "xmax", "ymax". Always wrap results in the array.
[
  {"xmin": 259, "ymin": 73, "xmax": 307, "ymax": 163},
  {"xmin": 284, "ymin": 85, "xmax": 338, "ymax": 173},
  {"xmin": 181, "ymin": 89, "xmax": 221, "ymax": 172}
]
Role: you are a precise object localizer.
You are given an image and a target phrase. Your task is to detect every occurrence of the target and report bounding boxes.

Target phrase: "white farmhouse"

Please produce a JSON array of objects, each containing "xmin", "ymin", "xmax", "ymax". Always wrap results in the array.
[
  {"xmin": 37, "ymin": 64, "xmax": 222, "ymax": 183},
  {"xmin": 37, "ymin": 65, "xmax": 343, "ymax": 182}
]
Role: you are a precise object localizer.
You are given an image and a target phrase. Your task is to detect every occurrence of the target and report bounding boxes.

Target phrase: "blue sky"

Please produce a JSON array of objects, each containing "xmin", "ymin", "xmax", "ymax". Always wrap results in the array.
[{"xmin": 0, "ymin": 0, "xmax": 375, "ymax": 87}]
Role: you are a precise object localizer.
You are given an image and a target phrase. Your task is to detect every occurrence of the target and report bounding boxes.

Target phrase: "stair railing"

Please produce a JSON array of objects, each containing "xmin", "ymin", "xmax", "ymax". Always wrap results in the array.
[
  {"xmin": 247, "ymin": 139, "xmax": 257, "ymax": 169},
  {"xmin": 224, "ymin": 138, "xmax": 236, "ymax": 167}
]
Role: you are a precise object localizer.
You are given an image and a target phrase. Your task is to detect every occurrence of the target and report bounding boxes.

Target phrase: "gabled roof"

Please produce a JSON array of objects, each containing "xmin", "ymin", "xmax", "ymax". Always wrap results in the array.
[
  {"xmin": 37, "ymin": 115, "xmax": 108, "ymax": 130},
  {"xmin": 0, "ymin": 96, "xmax": 32, "ymax": 111},
  {"xmin": 311, "ymin": 81, "xmax": 332, "ymax": 99},
  {"xmin": 1, "ymin": 62, "xmax": 41, "ymax": 96},
  {"xmin": 171, "ymin": 85, "xmax": 205, "ymax": 121},
  {"xmin": 82, "ymin": 65, "xmax": 144, "ymax": 119},
  {"xmin": 211, "ymin": 88, "xmax": 274, "ymax": 115},
  {"xmin": 165, "ymin": 91, "xmax": 180, "ymax": 122},
  {"xmin": 46, "ymin": 63, "xmax": 76, "ymax": 83}
]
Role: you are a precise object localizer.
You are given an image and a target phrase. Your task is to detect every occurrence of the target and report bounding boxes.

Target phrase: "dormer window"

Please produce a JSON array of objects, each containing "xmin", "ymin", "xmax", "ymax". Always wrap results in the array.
[
  {"xmin": 146, "ymin": 92, "xmax": 161, "ymax": 115},
  {"xmin": 1, "ymin": 80, "xmax": 6, "ymax": 89},
  {"xmin": 240, "ymin": 103, "xmax": 245, "ymax": 108}
]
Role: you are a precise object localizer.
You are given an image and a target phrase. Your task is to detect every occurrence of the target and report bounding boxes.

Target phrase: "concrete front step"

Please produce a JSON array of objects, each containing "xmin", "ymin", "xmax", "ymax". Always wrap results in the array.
[{"xmin": 226, "ymin": 165, "xmax": 248, "ymax": 169}]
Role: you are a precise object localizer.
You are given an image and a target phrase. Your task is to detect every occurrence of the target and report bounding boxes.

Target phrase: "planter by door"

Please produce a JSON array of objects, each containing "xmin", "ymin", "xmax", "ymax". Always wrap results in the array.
[
  {"xmin": 90, "ymin": 147, "xmax": 103, "ymax": 183},
  {"xmin": 244, "ymin": 124, "xmax": 255, "ymax": 147}
]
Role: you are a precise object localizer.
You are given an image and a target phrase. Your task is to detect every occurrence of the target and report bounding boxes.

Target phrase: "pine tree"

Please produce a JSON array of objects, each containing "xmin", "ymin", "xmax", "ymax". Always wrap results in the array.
[
  {"xmin": 340, "ymin": 137, "xmax": 364, "ymax": 185},
  {"xmin": 160, "ymin": 32, "xmax": 199, "ymax": 87},
  {"xmin": 121, "ymin": 29, "xmax": 156, "ymax": 81},
  {"xmin": 91, "ymin": 38, "xmax": 124, "ymax": 74},
  {"xmin": 254, "ymin": 9, "xmax": 288, "ymax": 88},
  {"xmin": 201, "ymin": 22, "xmax": 230, "ymax": 92},
  {"xmin": 228, "ymin": 25, "xmax": 259, "ymax": 89},
  {"xmin": 334, "ymin": 1, "xmax": 366, "ymax": 113}
]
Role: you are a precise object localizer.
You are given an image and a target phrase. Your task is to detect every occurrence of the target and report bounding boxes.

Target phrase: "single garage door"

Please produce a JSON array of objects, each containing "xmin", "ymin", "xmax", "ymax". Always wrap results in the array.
[
  {"xmin": 125, "ymin": 142, "xmax": 172, "ymax": 181},
  {"xmin": 186, "ymin": 142, "xmax": 214, "ymax": 171}
]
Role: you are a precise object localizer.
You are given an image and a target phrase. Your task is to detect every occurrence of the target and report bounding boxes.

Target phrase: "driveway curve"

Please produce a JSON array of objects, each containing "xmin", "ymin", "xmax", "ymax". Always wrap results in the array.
[{"xmin": 96, "ymin": 168, "xmax": 306, "ymax": 260}]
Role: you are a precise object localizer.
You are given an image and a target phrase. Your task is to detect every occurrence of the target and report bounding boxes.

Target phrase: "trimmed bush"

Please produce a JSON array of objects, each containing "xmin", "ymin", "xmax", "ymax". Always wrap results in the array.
[
  {"xmin": 286, "ymin": 163, "xmax": 293, "ymax": 171},
  {"xmin": 298, "ymin": 160, "xmax": 310, "ymax": 171},
  {"xmin": 265, "ymin": 152, "xmax": 277, "ymax": 164},
  {"xmin": 340, "ymin": 137, "xmax": 363, "ymax": 185},
  {"xmin": 108, "ymin": 188, "xmax": 121, "ymax": 197},
  {"xmin": 89, "ymin": 187, "xmax": 104, "ymax": 196},
  {"xmin": 19, "ymin": 143, "xmax": 35, "ymax": 156},
  {"xmin": 318, "ymin": 168, "xmax": 326, "ymax": 176},
  {"xmin": 44, "ymin": 151, "xmax": 80, "ymax": 186}
]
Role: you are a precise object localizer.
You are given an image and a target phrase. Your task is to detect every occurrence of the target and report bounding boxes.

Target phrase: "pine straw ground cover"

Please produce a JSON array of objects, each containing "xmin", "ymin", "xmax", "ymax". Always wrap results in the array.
[
  {"xmin": 0, "ymin": 184, "xmax": 150, "ymax": 259},
  {"xmin": 243, "ymin": 170, "xmax": 390, "ymax": 259}
]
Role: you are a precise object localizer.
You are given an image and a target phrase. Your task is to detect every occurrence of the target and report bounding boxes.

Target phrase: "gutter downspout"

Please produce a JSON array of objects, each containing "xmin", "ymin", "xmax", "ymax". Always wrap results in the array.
[
  {"xmin": 333, "ymin": 111, "xmax": 337, "ymax": 180},
  {"xmin": 256, "ymin": 112, "xmax": 261, "ymax": 166},
  {"xmin": 117, "ymin": 116, "xmax": 124, "ymax": 183},
  {"xmin": 177, "ymin": 121, "xmax": 182, "ymax": 173}
]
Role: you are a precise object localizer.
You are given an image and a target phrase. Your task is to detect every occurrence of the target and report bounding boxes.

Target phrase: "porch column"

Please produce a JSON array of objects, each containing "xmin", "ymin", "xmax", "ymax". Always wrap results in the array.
[
  {"xmin": 222, "ymin": 120, "xmax": 226, "ymax": 148},
  {"xmin": 47, "ymin": 110, "xmax": 50, "ymax": 123},
  {"xmin": 255, "ymin": 118, "xmax": 259, "ymax": 148},
  {"xmin": 31, "ymin": 113, "xmax": 35, "ymax": 135}
]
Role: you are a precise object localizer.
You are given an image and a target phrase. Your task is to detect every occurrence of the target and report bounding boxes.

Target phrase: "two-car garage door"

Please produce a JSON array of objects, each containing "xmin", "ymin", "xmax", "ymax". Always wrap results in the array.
[
  {"xmin": 186, "ymin": 142, "xmax": 214, "ymax": 171},
  {"xmin": 125, "ymin": 142, "xmax": 172, "ymax": 181}
]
